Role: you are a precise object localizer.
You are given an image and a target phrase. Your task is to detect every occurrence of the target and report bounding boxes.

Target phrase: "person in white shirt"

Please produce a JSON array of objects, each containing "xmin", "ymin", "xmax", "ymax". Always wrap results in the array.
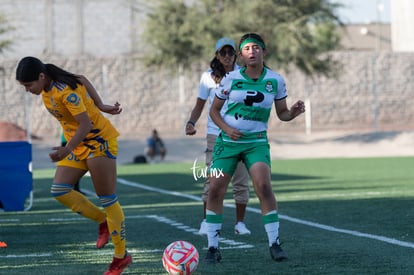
[{"xmin": 186, "ymin": 37, "xmax": 251, "ymax": 236}]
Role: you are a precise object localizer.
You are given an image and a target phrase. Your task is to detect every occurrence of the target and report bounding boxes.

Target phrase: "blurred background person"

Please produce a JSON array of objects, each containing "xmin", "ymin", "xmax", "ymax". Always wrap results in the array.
[
  {"xmin": 146, "ymin": 129, "xmax": 167, "ymax": 162},
  {"xmin": 186, "ymin": 37, "xmax": 251, "ymax": 235}
]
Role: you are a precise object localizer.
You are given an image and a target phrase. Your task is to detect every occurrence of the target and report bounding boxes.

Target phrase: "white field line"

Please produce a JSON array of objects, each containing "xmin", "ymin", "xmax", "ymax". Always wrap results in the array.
[
  {"xmin": 0, "ymin": 253, "xmax": 52, "ymax": 258},
  {"xmin": 79, "ymin": 188, "xmax": 97, "ymax": 197},
  {"xmin": 117, "ymin": 178, "xmax": 414, "ymax": 250},
  {"xmin": 0, "ymin": 250, "xmax": 163, "ymax": 259},
  {"xmin": 49, "ymin": 214, "xmax": 253, "ymax": 250},
  {"xmin": 1, "ymin": 213, "xmax": 251, "ymax": 259},
  {"xmin": 0, "ymin": 219, "xmax": 20, "ymax": 222},
  {"xmin": 128, "ymin": 214, "xmax": 253, "ymax": 250}
]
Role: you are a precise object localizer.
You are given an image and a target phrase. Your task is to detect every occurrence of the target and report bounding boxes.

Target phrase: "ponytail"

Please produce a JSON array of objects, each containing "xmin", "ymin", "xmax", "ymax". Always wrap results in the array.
[{"xmin": 16, "ymin": 56, "xmax": 81, "ymax": 90}]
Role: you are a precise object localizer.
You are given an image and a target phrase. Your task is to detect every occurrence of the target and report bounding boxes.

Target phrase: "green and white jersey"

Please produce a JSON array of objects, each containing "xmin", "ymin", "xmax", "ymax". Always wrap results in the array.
[{"xmin": 216, "ymin": 67, "xmax": 287, "ymax": 143}]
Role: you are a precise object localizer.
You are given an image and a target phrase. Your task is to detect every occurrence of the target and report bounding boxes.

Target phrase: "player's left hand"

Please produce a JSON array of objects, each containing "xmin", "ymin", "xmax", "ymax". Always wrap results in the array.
[
  {"xmin": 186, "ymin": 123, "xmax": 197, "ymax": 135},
  {"xmin": 225, "ymin": 127, "xmax": 243, "ymax": 141},
  {"xmin": 290, "ymin": 100, "xmax": 305, "ymax": 118},
  {"xmin": 49, "ymin": 146, "xmax": 71, "ymax": 162},
  {"xmin": 101, "ymin": 102, "xmax": 123, "ymax": 115}
]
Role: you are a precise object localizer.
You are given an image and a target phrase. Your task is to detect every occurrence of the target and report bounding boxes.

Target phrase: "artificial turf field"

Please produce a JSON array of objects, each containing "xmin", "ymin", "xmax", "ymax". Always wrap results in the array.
[{"xmin": 1, "ymin": 157, "xmax": 413, "ymax": 274}]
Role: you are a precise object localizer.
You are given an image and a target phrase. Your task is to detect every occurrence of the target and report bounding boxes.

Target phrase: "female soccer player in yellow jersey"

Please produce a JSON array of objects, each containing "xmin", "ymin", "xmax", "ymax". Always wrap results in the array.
[{"xmin": 16, "ymin": 56, "xmax": 131, "ymax": 275}]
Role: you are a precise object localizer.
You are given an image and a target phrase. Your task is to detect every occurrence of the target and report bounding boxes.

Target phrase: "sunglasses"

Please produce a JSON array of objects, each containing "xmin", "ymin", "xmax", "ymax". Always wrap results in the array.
[{"xmin": 219, "ymin": 48, "xmax": 235, "ymax": 57}]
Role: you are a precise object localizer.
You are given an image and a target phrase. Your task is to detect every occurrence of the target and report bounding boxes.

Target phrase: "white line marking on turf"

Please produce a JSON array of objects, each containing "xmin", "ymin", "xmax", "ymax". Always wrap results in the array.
[
  {"xmin": 0, "ymin": 253, "xmax": 52, "ymax": 258},
  {"xmin": 127, "ymin": 214, "xmax": 254, "ymax": 249},
  {"xmin": 96, "ymin": 249, "xmax": 163, "ymax": 256},
  {"xmin": 1, "ymin": 250, "xmax": 164, "ymax": 259},
  {"xmin": 79, "ymin": 188, "xmax": 97, "ymax": 197},
  {"xmin": 280, "ymin": 215, "xmax": 414, "ymax": 249},
  {"xmin": 118, "ymin": 179, "xmax": 201, "ymax": 201},
  {"xmin": 46, "ymin": 215, "xmax": 252, "ymax": 251},
  {"xmin": 49, "ymin": 217, "xmax": 85, "ymax": 221},
  {"xmin": 117, "ymin": 177, "xmax": 414, "ymax": 250}
]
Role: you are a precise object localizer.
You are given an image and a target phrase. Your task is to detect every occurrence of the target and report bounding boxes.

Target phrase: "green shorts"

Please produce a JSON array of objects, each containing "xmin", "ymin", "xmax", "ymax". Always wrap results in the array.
[{"xmin": 210, "ymin": 135, "xmax": 271, "ymax": 175}]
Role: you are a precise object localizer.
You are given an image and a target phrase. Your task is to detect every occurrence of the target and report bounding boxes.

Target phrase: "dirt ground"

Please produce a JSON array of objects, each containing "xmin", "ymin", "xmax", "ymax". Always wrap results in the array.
[
  {"xmin": 267, "ymin": 130, "xmax": 414, "ymax": 159},
  {"xmin": 24, "ymin": 129, "xmax": 413, "ymax": 170},
  {"xmin": 2, "ymin": 121, "xmax": 413, "ymax": 169}
]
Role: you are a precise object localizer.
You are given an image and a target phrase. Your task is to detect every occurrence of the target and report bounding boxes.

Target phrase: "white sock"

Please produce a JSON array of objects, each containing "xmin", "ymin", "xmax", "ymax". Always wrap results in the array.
[
  {"xmin": 264, "ymin": 222, "xmax": 280, "ymax": 246},
  {"xmin": 263, "ymin": 210, "xmax": 280, "ymax": 247},
  {"xmin": 206, "ymin": 209, "xmax": 222, "ymax": 248}
]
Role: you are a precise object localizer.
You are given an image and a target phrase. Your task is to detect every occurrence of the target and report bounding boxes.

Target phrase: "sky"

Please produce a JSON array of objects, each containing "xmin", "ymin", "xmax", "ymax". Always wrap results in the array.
[{"xmin": 333, "ymin": 0, "xmax": 391, "ymax": 24}]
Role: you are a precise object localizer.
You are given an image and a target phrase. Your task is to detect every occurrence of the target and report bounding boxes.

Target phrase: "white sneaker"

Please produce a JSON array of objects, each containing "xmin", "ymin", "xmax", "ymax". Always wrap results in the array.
[
  {"xmin": 234, "ymin": 221, "xmax": 251, "ymax": 235},
  {"xmin": 198, "ymin": 219, "xmax": 208, "ymax": 235}
]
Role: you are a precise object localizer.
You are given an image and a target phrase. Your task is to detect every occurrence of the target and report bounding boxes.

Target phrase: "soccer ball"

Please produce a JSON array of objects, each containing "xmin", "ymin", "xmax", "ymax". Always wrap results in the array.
[{"xmin": 162, "ymin": 240, "xmax": 199, "ymax": 275}]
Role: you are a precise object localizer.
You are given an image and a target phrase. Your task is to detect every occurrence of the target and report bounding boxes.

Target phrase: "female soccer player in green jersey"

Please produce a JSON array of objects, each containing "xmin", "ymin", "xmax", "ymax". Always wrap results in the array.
[
  {"xmin": 16, "ymin": 56, "xmax": 131, "ymax": 275},
  {"xmin": 204, "ymin": 33, "xmax": 305, "ymax": 264}
]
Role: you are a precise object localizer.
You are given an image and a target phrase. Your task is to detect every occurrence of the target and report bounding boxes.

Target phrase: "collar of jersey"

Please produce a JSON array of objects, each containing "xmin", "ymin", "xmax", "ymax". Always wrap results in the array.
[{"xmin": 240, "ymin": 67, "xmax": 267, "ymax": 82}]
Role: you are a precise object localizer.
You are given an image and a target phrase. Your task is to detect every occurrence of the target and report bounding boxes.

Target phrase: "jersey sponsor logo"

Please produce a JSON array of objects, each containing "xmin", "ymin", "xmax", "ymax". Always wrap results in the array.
[
  {"xmin": 232, "ymin": 104, "xmax": 270, "ymax": 122},
  {"xmin": 234, "ymin": 112, "xmax": 263, "ymax": 122},
  {"xmin": 233, "ymin": 81, "xmax": 243, "ymax": 89},
  {"xmin": 234, "ymin": 112, "xmax": 243, "ymax": 120},
  {"xmin": 244, "ymin": 91, "xmax": 264, "ymax": 106}
]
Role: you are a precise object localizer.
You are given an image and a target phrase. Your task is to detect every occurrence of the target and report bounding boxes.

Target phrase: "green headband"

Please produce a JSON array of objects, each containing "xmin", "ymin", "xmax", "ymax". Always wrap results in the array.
[{"xmin": 239, "ymin": 38, "xmax": 265, "ymax": 51}]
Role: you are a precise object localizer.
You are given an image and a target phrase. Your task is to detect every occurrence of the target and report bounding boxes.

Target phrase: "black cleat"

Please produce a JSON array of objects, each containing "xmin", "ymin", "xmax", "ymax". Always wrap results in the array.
[
  {"xmin": 205, "ymin": 247, "xmax": 222, "ymax": 263},
  {"xmin": 269, "ymin": 243, "xmax": 288, "ymax": 262}
]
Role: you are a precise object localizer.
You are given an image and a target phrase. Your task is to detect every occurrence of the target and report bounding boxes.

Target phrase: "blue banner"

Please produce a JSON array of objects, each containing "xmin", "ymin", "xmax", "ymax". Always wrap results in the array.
[{"xmin": 0, "ymin": 141, "xmax": 33, "ymax": 211}]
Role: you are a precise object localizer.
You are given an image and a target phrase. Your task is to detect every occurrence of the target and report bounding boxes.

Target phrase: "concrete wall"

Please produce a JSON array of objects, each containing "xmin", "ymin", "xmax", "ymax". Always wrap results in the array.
[
  {"xmin": 391, "ymin": 0, "xmax": 414, "ymax": 51},
  {"xmin": 2, "ymin": 1, "xmax": 413, "ymax": 141},
  {"xmin": 2, "ymin": 51, "xmax": 414, "ymax": 141},
  {"xmin": 0, "ymin": 0, "xmax": 147, "ymax": 58}
]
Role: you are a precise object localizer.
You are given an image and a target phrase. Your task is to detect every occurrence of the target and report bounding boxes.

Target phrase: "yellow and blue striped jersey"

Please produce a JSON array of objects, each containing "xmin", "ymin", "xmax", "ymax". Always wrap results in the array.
[{"xmin": 42, "ymin": 81, "xmax": 119, "ymax": 157}]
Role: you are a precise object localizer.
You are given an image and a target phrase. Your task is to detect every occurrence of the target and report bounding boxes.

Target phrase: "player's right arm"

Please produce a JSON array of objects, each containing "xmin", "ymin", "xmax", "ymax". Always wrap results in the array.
[
  {"xmin": 186, "ymin": 98, "xmax": 206, "ymax": 135},
  {"xmin": 78, "ymin": 75, "xmax": 122, "ymax": 115},
  {"xmin": 210, "ymin": 96, "xmax": 241, "ymax": 141},
  {"xmin": 186, "ymin": 71, "xmax": 211, "ymax": 135},
  {"xmin": 50, "ymin": 111, "xmax": 92, "ymax": 162}
]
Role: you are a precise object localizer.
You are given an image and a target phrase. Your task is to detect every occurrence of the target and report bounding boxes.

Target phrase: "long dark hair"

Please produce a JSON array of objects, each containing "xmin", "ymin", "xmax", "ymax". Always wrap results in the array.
[
  {"xmin": 16, "ymin": 56, "xmax": 81, "ymax": 90},
  {"xmin": 209, "ymin": 52, "xmax": 236, "ymax": 84}
]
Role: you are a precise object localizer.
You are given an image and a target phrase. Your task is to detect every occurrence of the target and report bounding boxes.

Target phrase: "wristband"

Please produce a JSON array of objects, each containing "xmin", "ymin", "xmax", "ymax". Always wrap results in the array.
[{"xmin": 187, "ymin": 120, "xmax": 195, "ymax": 126}]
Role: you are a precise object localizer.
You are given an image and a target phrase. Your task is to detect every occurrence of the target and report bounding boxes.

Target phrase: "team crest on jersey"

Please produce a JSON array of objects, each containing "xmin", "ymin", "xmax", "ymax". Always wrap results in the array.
[
  {"xmin": 265, "ymin": 81, "xmax": 273, "ymax": 92},
  {"xmin": 66, "ymin": 93, "xmax": 80, "ymax": 106}
]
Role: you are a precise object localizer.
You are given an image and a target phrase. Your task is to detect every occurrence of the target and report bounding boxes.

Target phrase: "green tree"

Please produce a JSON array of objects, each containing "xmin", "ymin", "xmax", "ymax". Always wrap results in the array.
[
  {"xmin": 0, "ymin": 13, "xmax": 12, "ymax": 54},
  {"xmin": 141, "ymin": 0, "xmax": 343, "ymax": 78},
  {"xmin": 141, "ymin": 0, "xmax": 215, "ymax": 68}
]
